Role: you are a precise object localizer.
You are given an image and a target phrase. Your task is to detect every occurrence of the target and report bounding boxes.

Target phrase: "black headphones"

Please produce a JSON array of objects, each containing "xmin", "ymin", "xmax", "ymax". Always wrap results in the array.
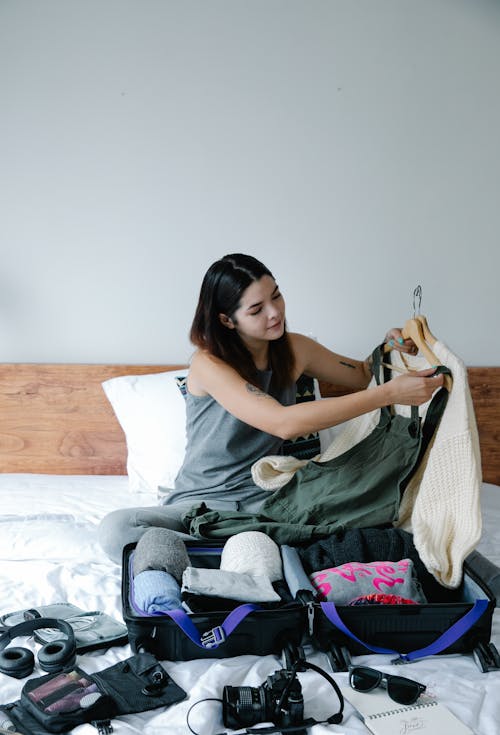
[{"xmin": 0, "ymin": 617, "xmax": 76, "ymax": 679}]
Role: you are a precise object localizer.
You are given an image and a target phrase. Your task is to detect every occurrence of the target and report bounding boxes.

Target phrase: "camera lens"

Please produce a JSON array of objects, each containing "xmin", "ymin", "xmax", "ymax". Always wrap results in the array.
[{"xmin": 222, "ymin": 685, "xmax": 267, "ymax": 728}]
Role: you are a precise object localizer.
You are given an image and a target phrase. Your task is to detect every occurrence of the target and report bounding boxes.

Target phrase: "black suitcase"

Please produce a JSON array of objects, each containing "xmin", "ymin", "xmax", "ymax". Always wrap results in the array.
[
  {"xmin": 122, "ymin": 540, "xmax": 306, "ymax": 661},
  {"xmin": 281, "ymin": 545, "xmax": 499, "ymax": 673}
]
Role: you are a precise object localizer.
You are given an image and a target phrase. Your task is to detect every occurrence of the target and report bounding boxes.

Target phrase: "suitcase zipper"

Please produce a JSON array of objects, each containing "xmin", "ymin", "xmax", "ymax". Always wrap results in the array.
[{"xmin": 307, "ymin": 602, "xmax": 315, "ymax": 636}]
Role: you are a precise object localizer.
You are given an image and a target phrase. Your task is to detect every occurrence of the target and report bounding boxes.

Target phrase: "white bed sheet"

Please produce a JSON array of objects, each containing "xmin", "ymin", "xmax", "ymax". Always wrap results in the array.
[{"xmin": 0, "ymin": 474, "xmax": 499, "ymax": 735}]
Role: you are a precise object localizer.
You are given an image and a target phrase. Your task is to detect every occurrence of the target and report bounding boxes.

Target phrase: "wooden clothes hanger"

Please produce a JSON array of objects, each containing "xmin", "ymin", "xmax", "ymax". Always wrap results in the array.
[
  {"xmin": 405, "ymin": 316, "xmax": 453, "ymax": 391},
  {"xmin": 401, "ymin": 316, "xmax": 439, "ymax": 366},
  {"xmin": 414, "ymin": 314, "xmax": 435, "ymax": 345},
  {"xmin": 384, "ymin": 287, "xmax": 453, "ymax": 391}
]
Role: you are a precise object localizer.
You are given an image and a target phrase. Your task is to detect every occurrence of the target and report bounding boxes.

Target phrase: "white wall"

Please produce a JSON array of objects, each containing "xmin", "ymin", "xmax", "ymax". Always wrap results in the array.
[{"xmin": 1, "ymin": 0, "xmax": 499, "ymax": 365}]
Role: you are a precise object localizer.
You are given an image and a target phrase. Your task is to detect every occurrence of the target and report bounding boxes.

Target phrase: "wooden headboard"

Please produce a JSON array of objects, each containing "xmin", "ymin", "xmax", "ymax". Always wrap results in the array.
[{"xmin": 1, "ymin": 364, "xmax": 499, "ymax": 484}]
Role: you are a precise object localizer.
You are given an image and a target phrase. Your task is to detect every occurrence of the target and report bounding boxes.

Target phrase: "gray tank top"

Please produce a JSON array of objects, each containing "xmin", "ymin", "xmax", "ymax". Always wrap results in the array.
[{"xmin": 165, "ymin": 370, "xmax": 296, "ymax": 507}]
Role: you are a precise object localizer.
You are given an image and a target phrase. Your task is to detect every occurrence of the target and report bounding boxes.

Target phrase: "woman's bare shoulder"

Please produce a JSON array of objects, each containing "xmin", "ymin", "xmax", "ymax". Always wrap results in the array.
[
  {"xmin": 190, "ymin": 349, "xmax": 227, "ymax": 371},
  {"xmin": 288, "ymin": 332, "xmax": 319, "ymax": 373},
  {"xmin": 188, "ymin": 349, "xmax": 239, "ymax": 395},
  {"xmin": 288, "ymin": 332, "xmax": 313, "ymax": 347}
]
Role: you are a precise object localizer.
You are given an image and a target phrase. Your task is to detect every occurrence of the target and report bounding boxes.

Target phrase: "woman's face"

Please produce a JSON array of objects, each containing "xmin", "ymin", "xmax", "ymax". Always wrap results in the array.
[{"xmin": 223, "ymin": 275, "xmax": 286, "ymax": 346}]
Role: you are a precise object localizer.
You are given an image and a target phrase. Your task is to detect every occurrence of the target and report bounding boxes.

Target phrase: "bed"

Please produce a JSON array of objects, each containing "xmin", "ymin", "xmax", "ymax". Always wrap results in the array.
[{"xmin": 0, "ymin": 362, "xmax": 499, "ymax": 735}]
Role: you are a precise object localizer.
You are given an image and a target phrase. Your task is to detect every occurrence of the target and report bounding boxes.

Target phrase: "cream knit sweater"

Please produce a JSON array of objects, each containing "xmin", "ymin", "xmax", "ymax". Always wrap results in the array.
[{"xmin": 251, "ymin": 341, "xmax": 482, "ymax": 588}]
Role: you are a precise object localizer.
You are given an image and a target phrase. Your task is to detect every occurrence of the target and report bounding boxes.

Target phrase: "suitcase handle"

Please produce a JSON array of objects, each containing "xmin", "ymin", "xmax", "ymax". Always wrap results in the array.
[
  {"xmin": 319, "ymin": 598, "xmax": 489, "ymax": 662},
  {"xmin": 163, "ymin": 603, "xmax": 260, "ymax": 650}
]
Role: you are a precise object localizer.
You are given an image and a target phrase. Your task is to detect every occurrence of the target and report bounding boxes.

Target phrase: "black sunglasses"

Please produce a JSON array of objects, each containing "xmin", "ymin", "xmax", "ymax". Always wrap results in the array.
[{"xmin": 349, "ymin": 666, "xmax": 426, "ymax": 705}]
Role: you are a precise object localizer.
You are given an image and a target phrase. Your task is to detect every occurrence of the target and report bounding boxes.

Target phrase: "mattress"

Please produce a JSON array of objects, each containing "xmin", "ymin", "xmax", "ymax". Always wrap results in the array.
[{"xmin": 0, "ymin": 474, "xmax": 499, "ymax": 735}]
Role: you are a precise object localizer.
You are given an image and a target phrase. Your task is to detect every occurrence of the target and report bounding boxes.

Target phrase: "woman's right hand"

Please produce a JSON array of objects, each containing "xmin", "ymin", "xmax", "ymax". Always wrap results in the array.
[{"xmin": 388, "ymin": 368, "xmax": 444, "ymax": 406}]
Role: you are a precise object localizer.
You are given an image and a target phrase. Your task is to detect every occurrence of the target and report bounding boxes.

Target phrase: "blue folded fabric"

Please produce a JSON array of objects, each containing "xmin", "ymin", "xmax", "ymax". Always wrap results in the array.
[
  {"xmin": 281, "ymin": 544, "xmax": 318, "ymax": 599},
  {"xmin": 133, "ymin": 570, "xmax": 182, "ymax": 613}
]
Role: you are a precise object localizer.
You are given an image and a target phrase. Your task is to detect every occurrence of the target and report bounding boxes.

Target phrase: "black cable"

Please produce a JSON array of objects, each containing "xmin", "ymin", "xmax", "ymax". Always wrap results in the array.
[
  {"xmin": 186, "ymin": 698, "xmax": 224, "ymax": 735},
  {"xmin": 273, "ymin": 661, "xmax": 302, "ymax": 720},
  {"xmin": 298, "ymin": 660, "xmax": 344, "ymax": 724},
  {"xmin": 186, "ymin": 696, "xmax": 264, "ymax": 735}
]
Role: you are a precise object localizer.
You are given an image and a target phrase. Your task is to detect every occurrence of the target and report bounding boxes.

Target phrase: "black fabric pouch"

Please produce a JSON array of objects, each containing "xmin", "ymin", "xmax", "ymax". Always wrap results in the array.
[
  {"xmin": 1, "ymin": 653, "xmax": 187, "ymax": 735},
  {"xmin": 0, "ymin": 700, "xmax": 54, "ymax": 735}
]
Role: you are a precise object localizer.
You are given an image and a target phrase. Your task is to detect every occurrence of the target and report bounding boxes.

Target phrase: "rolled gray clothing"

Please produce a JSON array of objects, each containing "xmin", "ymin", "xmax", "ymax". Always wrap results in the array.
[{"xmin": 133, "ymin": 528, "xmax": 190, "ymax": 581}]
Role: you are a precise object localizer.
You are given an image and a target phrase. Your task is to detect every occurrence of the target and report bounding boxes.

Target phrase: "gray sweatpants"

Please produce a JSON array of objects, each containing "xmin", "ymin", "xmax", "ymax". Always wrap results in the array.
[{"xmin": 98, "ymin": 495, "xmax": 265, "ymax": 564}]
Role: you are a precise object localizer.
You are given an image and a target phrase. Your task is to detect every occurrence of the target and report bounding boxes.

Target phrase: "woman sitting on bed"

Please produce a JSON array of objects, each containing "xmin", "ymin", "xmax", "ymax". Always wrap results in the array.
[{"xmin": 98, "ymin": 253, "xmax": 444, "ymax": 562}]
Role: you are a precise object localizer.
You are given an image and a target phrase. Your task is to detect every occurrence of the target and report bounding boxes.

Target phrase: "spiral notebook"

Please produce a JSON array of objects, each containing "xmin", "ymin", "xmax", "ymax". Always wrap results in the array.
[{"xmin": 343, "ymin": 686, "xmax": 473, "ymax": 735}]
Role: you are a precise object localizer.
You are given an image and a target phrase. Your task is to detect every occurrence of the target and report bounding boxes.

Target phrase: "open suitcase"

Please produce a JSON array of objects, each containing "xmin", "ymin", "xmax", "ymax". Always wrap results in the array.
[
  {"xmin": 281, "ymin": 545, "xmax": 500, "ymax": 674},
  {"xmin": 122, "ymin": 537, "xmax": 499, "ymax": 672},
  {"xmin": 122, "ymin": 540, "xmax": 306, "ymax": 661}
]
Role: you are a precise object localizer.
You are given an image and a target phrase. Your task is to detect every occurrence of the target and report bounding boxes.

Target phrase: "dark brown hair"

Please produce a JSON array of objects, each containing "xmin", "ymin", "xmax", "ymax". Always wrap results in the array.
[{"xmin": 190, "ymin": 253, "xmax": 295, "ymax": 390}]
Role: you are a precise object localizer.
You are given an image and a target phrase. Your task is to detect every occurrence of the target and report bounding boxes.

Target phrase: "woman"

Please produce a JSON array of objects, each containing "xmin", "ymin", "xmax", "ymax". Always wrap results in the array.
[{"xmin": 98, "ymin": 254, "xmax": 443, "ymax": 562}]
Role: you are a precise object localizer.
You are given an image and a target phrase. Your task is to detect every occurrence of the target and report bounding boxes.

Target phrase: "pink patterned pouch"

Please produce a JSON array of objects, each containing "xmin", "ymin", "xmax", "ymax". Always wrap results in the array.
[{"xmin": 309, "ymin": 558, "xmax": 427, "ymax": 605}]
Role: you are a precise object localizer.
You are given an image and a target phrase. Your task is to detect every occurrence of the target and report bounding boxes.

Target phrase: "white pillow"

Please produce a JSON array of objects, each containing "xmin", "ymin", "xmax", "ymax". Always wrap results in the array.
[{"xmin": 102, "ymin": 369, "xmax": 188, "ymax": 494}]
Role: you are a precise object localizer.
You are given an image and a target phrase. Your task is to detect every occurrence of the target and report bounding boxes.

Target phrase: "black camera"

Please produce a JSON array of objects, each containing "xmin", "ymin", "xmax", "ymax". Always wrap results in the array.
[{"xmin": 222, "ymin": 668, "xmax": 305, "ymax": 733}]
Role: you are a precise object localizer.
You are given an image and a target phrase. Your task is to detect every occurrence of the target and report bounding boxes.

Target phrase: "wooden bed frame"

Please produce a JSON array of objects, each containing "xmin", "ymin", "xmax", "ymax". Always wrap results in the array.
[{"xmin": 0, "ymin": 364, "xmax": 499, "ymax": 484}]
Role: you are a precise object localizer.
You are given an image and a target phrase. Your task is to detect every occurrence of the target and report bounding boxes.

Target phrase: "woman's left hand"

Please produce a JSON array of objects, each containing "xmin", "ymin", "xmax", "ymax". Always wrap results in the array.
[{"xmin": 385, "ymin": 327, "xmax": 418, "ymax": 355}]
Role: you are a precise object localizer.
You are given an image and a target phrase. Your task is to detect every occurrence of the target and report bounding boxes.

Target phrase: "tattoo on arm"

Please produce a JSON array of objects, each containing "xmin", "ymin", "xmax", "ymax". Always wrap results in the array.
[
  {"xmin": 339, "ymin": 360, "xmax": 357, "ymax": 369},
  {"xmin": 246, "ymin": 382, "xmax": 272, "ymax": 398}
]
